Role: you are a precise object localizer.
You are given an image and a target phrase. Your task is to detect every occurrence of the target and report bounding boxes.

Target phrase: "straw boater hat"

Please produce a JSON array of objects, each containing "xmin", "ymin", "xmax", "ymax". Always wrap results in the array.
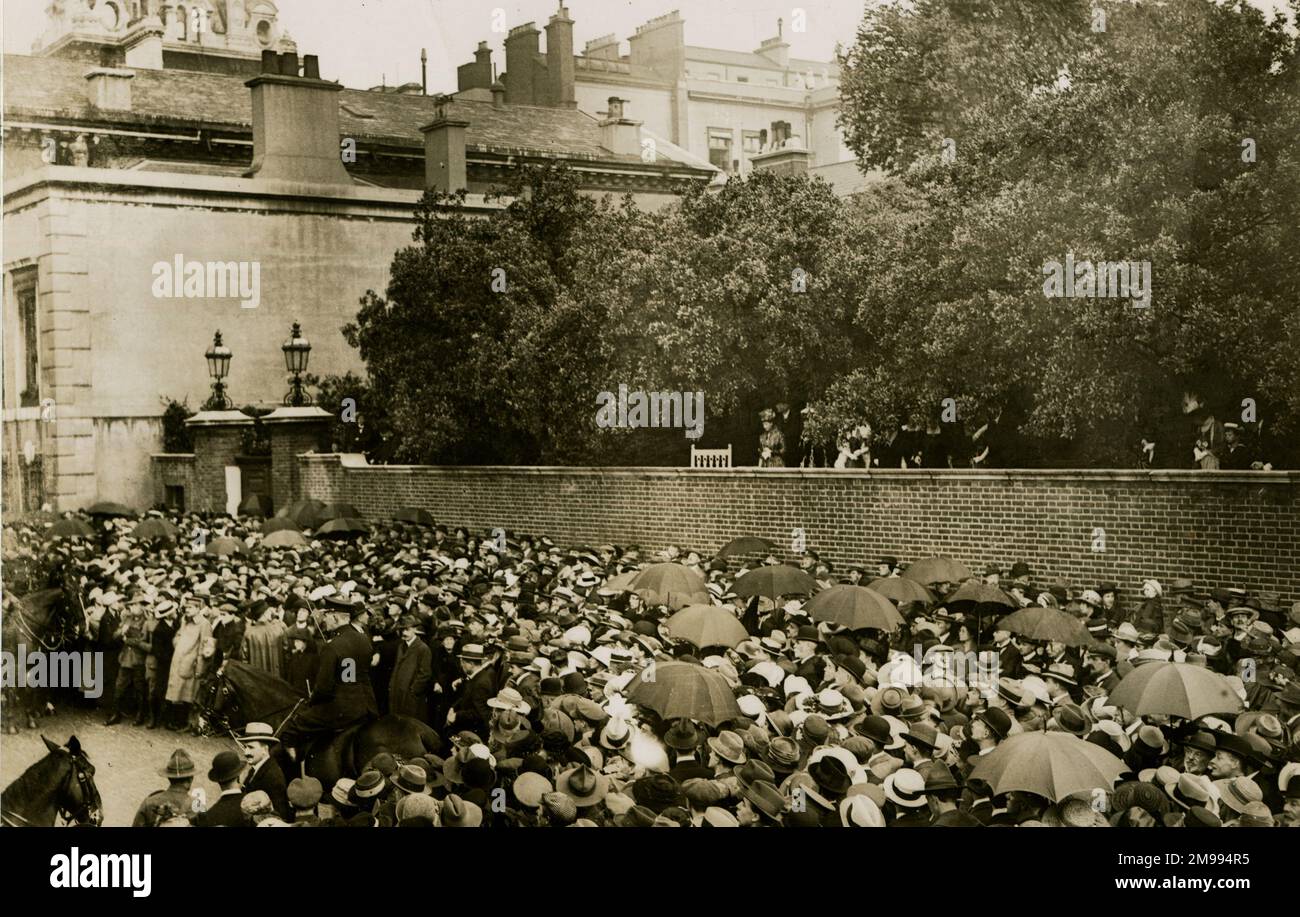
[{"xmin": 238, "ymin": 721, "xmax": 280, "ymax": 746}]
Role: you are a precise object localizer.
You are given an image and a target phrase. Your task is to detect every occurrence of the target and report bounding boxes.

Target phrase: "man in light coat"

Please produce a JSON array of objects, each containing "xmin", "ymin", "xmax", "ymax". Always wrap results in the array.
[{"xmin": 166, "ymin": 597, "xmax": 213, "ymax": 732}]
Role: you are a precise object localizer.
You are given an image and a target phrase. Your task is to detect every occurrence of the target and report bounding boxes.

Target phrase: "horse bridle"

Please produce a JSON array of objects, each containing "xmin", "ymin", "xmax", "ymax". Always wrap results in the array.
[{"xmin": 1, "ymin": 750, "xmax": 100, "ymax": 827}]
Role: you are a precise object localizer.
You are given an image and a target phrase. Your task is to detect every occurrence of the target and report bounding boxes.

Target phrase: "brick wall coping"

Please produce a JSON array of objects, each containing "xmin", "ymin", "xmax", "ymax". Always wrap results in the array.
[
  {"xmin": 297, "ymin": 454, "xmax": 1298, "ymax": 487},
  {"xmin": 185, "ymin": 410, "xmax": 253, "ymax": 427}
]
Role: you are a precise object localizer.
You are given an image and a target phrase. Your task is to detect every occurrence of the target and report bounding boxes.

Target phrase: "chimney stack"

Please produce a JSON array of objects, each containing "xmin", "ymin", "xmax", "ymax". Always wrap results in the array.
[
  {"xmin": 504, "ymin": 22, "xmax": 541, "ymax": 105},
  {"xmin": 584, "ymin": 34, "xmax": 621, "ymax": 60},
  {"xmin": 244, "ymin": 52, "xmax": 351, "ymax": 185},
  {"xmin": 628, "ymin": 11, "xmax": 685, "ymax": 81},
  {"xmin": 85, "ymin": 67, "xmax": 135, "ymax": 111},
  {"xmin": 457, "ymin": 41, "xmax": 494, "ymax": 91},
  {"xmin": 123, "ymin": 16, "xmax": 164, "ymax": 69},
  {"xmin": 420, "ymin": 96, "xmax": 471, "ymax": 193},
  {"xmin": 600, "ymin": 97, "xmax": 642, "ymax": 158},
  {"xmin": 545, "ymin": 6, "xmax": 576, "ymax": 109}
]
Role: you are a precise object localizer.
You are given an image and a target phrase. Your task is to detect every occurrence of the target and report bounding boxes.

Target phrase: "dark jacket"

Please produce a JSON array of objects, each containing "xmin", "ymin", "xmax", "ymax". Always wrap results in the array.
[
  {"xmin": 309, "ymin": 625, "xmax": 380, "ymax": 724},
  {"xmin": 244, "ymin": 756, "xmax": 291, "ymax": 821},
  {"xmin": 451, "ymin": 662, "xmax": 500, "ymax": 735},
  {"xmin": 388, "ymin": 638, "xmax": 433, "ymax": 721},
  {"xmin": 192, "ymin": 791, "xmax": 248, "ymax": 827}
]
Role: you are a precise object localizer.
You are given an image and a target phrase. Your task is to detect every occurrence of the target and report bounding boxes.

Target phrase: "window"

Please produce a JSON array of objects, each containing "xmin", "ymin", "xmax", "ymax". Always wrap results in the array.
[
  {"xmin": 16, "ymin": 274, "xmax": 39, "ymax": 407},
  {"xmin": 165, "ymin": 485, "xmax": 187, "ymax": 513},
  {"xmin": 257, "ymin": 20, "xmax": 272, "ymax": 45},
  {"xmin": 708, "ymin": 128, "xmax": 733, "ymax": 172},
  {"xmin": 743, "ymin": 131, "xmax": 763, "ymax": 154}
]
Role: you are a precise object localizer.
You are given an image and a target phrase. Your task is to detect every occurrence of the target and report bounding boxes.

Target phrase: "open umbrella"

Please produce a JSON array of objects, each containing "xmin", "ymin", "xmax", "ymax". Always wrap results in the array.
[
  {"xmin": 997, "ymin": 605, "xmax": 1093, "ymax": 647},
  {"xmin": 599, "ymin": 570, "xmax": 639, "ymax": 595},
  {"xmin": 238, "ymin": 494, "xmax": 272, "ymax": 517},
  {"xmin": 261, "ymin": 529, "xmax": 311, "ymax": 550},
  {"xmin": 624, "ymin": 661, "xmax": 742, "ymax": 726},
  {"xmin": 664, "ymin": 604, "xmax": 750, "ymax": 649},
  {"xmin": 1108, "ymin": 662, "xmax": 1243, "ymax": 720},
  {"xmin": 393, "ymin": 507, "xmax": 435, "ymax": 527},
  {"xmin": 968, "ymin": 731, "xmax": 1126, "ymax": 803},
  {"xmin": 277, "ymin": 499, "xmax": 325, "ymax": 529},
  {"xmin": 901, "ymin": 556, "xmax": 973, "ymax": 585},
  {"xmin": 87, "ymin": 501, "xmax": 134, "ymax": 518},
  {"xmin": 944, "ymin": 580, "xmax": 1016, "ymax": 636},
  {"xmin": 261, "ymin": 517, "xmax": 302, "ymax": 535},
  {"xmin": 805, "ymin": 585, "xmax": 904, "ymax": 633},
  {"xmin": 319, "ymin": 502, "xmax": 363, "ymax": 522},
  {"xmin": 732, "ymin": 564, "xmax": 818, "ymax": 601},
  {"xmin": 205, "ymin": 536, "xmax": 249, "ymax": 557},
  {"xmin": 631, "ymin": 563, "xmax": 707, "ymax": 608},
  {"xmin": 867, "ymin": 576, "xmax": 935, "ymax": 606},
  {"xmin": 47, "ymin": 518, "xmax": 95, "ymax": 539},
  {"xmin": 715, "ymin": 536, "xmax": 777, "ymax": 557},
  {"xmin": 316, "ymin": 517, "xmax": 369, "ymax": 540},
  {"xmin": 130, "ymin": 518, "xmax": 179, "ymax": 541}
]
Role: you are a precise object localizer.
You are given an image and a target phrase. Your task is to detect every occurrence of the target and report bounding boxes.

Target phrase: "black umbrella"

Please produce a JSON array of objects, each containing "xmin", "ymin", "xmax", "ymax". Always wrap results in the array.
[
  {"xmin": 732, "ymin": 564, "xmax": 819, "ymax": 601},
  {"xmin": 393, "ymin": 507, "xmax": 435, "ymax": 527},
  {"xmin": 87, "ymin": 501, "xmax": 134, "ymax": 518},
  {"xmin": 316, "ymin": 517, "xmax": 368, "ymax": 539},
  {"xmin": 715, "ymin": 536, "xmax": 777, "ymax": 558}
]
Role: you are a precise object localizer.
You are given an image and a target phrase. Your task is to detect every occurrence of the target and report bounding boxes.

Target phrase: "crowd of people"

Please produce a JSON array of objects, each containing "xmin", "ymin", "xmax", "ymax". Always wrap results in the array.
[
  {"xmin": 754, "ymin": 398, "xmax": 1280, "ymax": 470},
  {"xmin": 2, "ymin": 508, "xmax": 1297, "ymax": 828}
]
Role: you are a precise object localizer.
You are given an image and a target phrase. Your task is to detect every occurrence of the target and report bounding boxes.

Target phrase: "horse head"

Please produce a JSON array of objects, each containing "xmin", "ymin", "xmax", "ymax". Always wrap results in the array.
[{"xmin": 39, "ymin": 735, "xmax": 102, "ymax": 827}]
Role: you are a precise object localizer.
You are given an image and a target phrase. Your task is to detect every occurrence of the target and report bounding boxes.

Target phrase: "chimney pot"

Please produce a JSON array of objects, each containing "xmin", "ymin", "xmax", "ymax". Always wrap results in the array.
[
  {"xmin": 261, "ymin": 50, "xmax": 278, "ymax": 73},
  {"xmin": 85, "ymin": 67, "xmax": 135, "ymax": 112},
  {"xmin": 491, "ymin": 79, "xmax": 506, "ymax": 109},
  {"xmin": 279, "ymin": 51, "xmax": 300, "ymax": 76},
  {"xmin": 303, "ymin": 54, "xmax": 321, "ymax": 80}
]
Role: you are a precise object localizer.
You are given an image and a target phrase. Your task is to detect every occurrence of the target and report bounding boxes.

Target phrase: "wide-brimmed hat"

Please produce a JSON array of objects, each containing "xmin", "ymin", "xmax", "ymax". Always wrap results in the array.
[
  {"xmin": 159, "ymin": 749, "xmax": 196, "ymax": 780},
  {"xmin": 663, "ymin": 718, "xmax": 700, "ymax": 751},
  {"xmin": 350, "ymin": 769, "xmax": 386, "ymax": 802},
  {"xmin": 1214, "ymin": 776, "xmax": 1263, "ymax": 814},
  {"xmin": 556, "ymin": 764, "xmax": 609, "ymax": 806},
  {"xmin": 733, "ymin": 759, "xmax": 776, "ymax": 791},
  {"xmin": 883, "ymin": 768, "xmax": 927, "ymax": 808},
  {"xmin": 741, "ymin": 779, "xmax": 786, "ymax": 821},
  {"xmin": 764, "ymin": 736, "xmax": 801, "ymax": 774},
  {"xmin": 393, "ymin": 763, "xmax": 431, "ymax": 796},
  {"xmin": 512, "ymin": 772, "xmax": 553, "ymax": 809},
  {"xmin": 840, "ymin": 794, "xmax": 886, "ymax": 827},
  {"xmin": 631, "ymin": 773, "xmax": 685, "ymax": 814},
  {"xmin": 440, "ymin": 794, "xmax": 483, "ymax": 827},
  {"xmin": 238, "ymin": 721, "xmax": 281, "ymax": 746},
  {"xmin": 808, "ymin": 756, "xmax": 853, "ymax": 798},
  {"xmin": 706, "ymin": 730, "xmax": 747, "ymax": 765}
]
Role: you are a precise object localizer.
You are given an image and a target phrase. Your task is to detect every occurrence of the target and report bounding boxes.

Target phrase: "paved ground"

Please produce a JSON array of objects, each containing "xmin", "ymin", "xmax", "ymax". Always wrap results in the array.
[{"xmin": 2, "ymin": 706, "xmax": 234, "ymax": 827}]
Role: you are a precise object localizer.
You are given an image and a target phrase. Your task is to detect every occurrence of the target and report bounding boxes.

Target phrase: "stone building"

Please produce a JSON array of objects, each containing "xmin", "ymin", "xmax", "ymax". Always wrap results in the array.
[{"xmin": 2, "ymin": 1, "xmax": 719, "ymax": 514}]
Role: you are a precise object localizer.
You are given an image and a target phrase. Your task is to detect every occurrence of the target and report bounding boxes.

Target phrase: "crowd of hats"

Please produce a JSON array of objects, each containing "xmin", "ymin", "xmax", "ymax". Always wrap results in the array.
[{"xmin": 4, "ymin": 509, "xmax": 1299, "ymax": 827}]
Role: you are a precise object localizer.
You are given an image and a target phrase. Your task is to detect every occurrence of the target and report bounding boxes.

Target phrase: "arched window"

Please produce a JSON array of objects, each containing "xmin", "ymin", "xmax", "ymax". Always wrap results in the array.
[{"xmin": 177, "ymin": 5, "xmax": 187, "ymax": 40}]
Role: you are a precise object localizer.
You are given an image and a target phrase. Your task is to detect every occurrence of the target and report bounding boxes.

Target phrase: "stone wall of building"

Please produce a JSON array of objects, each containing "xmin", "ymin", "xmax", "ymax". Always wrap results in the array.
[{"xmin": 296, "ymin": 458, "xmax": 1300, "ymax": 605}]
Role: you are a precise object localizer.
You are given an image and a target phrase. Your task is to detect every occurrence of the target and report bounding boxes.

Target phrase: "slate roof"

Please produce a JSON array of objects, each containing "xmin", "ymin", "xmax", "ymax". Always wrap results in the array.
[{"xmin": 2, "ymin": 53, "xmax": 705, "ymax": 167}]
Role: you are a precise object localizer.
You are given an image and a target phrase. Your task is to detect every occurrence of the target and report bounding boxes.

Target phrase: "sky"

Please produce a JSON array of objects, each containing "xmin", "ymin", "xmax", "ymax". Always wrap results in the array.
[
  {"xmin": 1, "ymin": 0, "xmax": 866, "ymax": 90},
  {"xmin": 3, "ymin": 1, "xmax": 1292, "ymax": 91}
]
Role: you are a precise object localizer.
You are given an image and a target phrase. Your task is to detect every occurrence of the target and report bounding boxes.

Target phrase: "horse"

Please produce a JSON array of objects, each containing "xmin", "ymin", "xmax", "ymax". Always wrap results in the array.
[
  {"xmin": 1, "ymin": 735, "xmax": 103, "ymax": 827},
  {"xmin": 1, "ymin": 586, "xmax": 87, "ymax": 733},
  {"xmin": 201, "ymin": 661, "xmax": 443, "ymax": 790}
]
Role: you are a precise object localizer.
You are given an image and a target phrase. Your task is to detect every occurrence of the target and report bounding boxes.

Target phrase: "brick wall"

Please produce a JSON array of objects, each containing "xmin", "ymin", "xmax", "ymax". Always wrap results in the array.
[
  {"xmin": 269, "ymin": 420, "xmax": 330, "ymax": 511},
  {"xmin": 189, "ymin": 425, "xmax": 247, "ymax": 513},
  {"xmin": 297, "ymin": 457, "xmax": 1300, "ymax": 605},
  {"xmin": 151, "ymin": 454, "xmax": 196, "ymax": 508}
]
